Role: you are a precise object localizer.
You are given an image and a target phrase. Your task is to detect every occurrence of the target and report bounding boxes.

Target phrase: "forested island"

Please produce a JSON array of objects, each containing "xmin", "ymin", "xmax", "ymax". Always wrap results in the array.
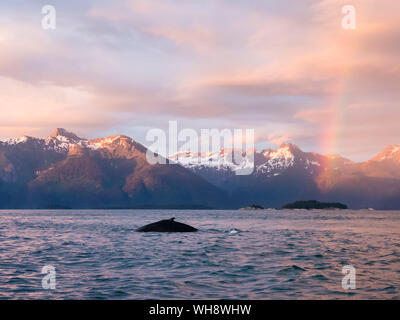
[{"xmin": 282, "ymin": 200, "xmax": 348, "ymax": 210}]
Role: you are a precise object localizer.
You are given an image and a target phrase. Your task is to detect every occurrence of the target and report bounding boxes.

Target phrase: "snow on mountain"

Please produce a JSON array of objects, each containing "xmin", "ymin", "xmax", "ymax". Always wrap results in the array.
[
  {"xmin": 88, "ymin": 134, "xmax": 148, "ymax": 159},
  {"xmin": 49, "ymin": 128, "xmax": 82, "ymax": 142},
  {"xmin": 0, "ymin": 129, "xmax": 353, "ymax": 175},
  {"xmin": 371, "ymin": 145, "xmax": 400, "ymax": 162},
  {"xmin": 256, "ymin": 144, "xmax": 297, "ymax": 175},
  {"xmin": 89, "ymin": 134, "xmax": 135, "ymax": 149},
  {"xmin": 2, "ymin": 128, "xmax": 86, "ymax": 153},
  {"xmin": 256, "ymin": 143, "xmax": 329, "ymax": 177},
  {"xmin": 3, "ymin": 136, "xmax": 31, "ymax": 145},
  {"xmin": 170, "ymin": 143, "xmax": 327, "ymax": 177},
  {"xmin": 1, "ymin": 129, "xmax": 151, "ymax": 163},
  {"xmin": 169, "ymin": 149, "xmax": 254, "ymax": 174}
]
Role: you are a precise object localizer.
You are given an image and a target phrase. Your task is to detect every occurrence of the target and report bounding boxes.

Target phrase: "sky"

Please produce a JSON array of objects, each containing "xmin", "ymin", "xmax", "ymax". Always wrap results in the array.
[{"xmin": 0, "ymin": 0, "xmax": 399, "ymax": 161}]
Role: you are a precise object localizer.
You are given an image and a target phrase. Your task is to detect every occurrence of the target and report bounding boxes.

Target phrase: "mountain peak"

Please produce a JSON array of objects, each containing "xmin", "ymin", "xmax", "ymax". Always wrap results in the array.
[
  {"xmin": 90, "ymin": 134, "xmax": 135, "ymax": 146},
  {"xmin": 89, "ymin": 134, "xmax": 148, "ymax": 156},
  {"xmin": 372, "ymin": 144, "xmax": 400, "ymax": 162},
  {"xmin": 279, "ymin": 143, "xmax": 302, "ymax": 152},
  {"xmin": 50, "ymin": 128, "xmax": 82, "ymax": 141}
]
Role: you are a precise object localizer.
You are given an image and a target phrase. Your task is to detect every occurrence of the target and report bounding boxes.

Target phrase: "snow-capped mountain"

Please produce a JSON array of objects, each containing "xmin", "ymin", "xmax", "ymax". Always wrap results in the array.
[
  {"xmin": 256, "ymin": 143, "xmax": 325, "ymax": 176},
  {"xmin": 2, "ymin": 128, "xmax": 86, "ymax": 153},
  {"xmin": 170, "ymin": 143, "xmax": 353, "ymax": 178},
  {"xmin": 168, "ymin": 142, "xmax": 400, "ymax": 209},
  {"xmin": 0, "ymin": 128, "xmax": 227, "ymax": 209},
  {"xmin": 169, "ymin": 149, "xmax": 255, "ymax": 175},
  {"xmin": 2, "ymin": 128, "xmax": 147, "ymax": 157},
  {"xmin": 50, "ymin": 128, "xmax": 82, "ymax": 143},
  {"xmin": 371, "ymin": 145, "xmax": 400, "ymax": 162},
  {"xmin": 2, "ymin": 128, "xmax": 400, "ymax": 209}
]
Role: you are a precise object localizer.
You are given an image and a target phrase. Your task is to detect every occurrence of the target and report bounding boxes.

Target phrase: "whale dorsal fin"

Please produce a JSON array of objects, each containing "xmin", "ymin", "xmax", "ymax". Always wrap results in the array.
[{"xmin": 169, "ymin": 217, "xmax": 175, "ymax": 222}]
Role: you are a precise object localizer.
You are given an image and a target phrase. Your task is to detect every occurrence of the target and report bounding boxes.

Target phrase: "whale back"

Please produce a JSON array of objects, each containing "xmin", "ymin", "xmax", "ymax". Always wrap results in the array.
[{"xmin": 136, "ymin": 218, "xmax": 198, "ymax": 232}]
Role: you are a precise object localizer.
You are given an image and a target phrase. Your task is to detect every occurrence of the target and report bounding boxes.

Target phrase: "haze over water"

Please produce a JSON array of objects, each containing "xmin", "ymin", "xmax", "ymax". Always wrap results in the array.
[{"xmin": 0, "ymin": 209, "xmax": 399, "ymax": 299}]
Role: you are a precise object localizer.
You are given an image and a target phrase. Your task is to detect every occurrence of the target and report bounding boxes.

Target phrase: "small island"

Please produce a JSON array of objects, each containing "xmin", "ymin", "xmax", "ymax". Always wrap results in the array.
[
  {"xmin": 282, "ymin": 200, "xmax": 347, "ymax": 210},
  {"xmin": 240, "ymin": 204, "xmax": 265, "ymax": 210}
]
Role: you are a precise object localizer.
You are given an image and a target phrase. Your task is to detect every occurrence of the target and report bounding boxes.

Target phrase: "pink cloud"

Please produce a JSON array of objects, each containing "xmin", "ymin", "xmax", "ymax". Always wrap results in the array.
[{"xmin": 0, "ymin": 0, "xmax": 400, "ymax": 161}]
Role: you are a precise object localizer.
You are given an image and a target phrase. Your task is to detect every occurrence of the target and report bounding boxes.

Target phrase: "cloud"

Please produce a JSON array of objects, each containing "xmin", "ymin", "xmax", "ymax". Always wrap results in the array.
[{"xmin": 0, "ymin": 0, "xmax": 399, "ymax": 161}]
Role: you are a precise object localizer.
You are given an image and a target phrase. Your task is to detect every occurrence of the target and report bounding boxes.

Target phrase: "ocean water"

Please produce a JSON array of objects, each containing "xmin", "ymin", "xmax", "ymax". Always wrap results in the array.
[{"xmin": 0, "ymin": 209, "xmax": 399, "ymax": 300}]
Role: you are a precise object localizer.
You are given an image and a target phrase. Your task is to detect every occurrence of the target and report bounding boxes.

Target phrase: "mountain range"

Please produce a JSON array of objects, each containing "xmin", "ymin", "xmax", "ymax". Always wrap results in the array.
[{"xmin": 1, "ymin": 128, "xmax": 400, "ymax": 209}]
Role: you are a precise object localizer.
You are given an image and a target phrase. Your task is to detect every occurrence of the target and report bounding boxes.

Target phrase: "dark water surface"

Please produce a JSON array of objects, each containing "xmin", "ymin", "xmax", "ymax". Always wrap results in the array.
[{"xmin": 0, "ymin": 209, "xmax": 399, "ymax": 299}]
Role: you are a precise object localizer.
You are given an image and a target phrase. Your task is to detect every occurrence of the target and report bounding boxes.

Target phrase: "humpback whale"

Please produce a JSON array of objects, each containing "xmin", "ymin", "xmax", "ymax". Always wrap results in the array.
[{"xmin": 136, "ymin": 217, "xmax": 198, "ymax": 232}]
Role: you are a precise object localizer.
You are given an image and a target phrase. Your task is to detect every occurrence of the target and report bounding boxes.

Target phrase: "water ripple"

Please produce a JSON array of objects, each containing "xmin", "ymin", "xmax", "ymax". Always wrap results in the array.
[{"xmin": 0, "ymin": 209, "xmax": 399, "ymax": 299}]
